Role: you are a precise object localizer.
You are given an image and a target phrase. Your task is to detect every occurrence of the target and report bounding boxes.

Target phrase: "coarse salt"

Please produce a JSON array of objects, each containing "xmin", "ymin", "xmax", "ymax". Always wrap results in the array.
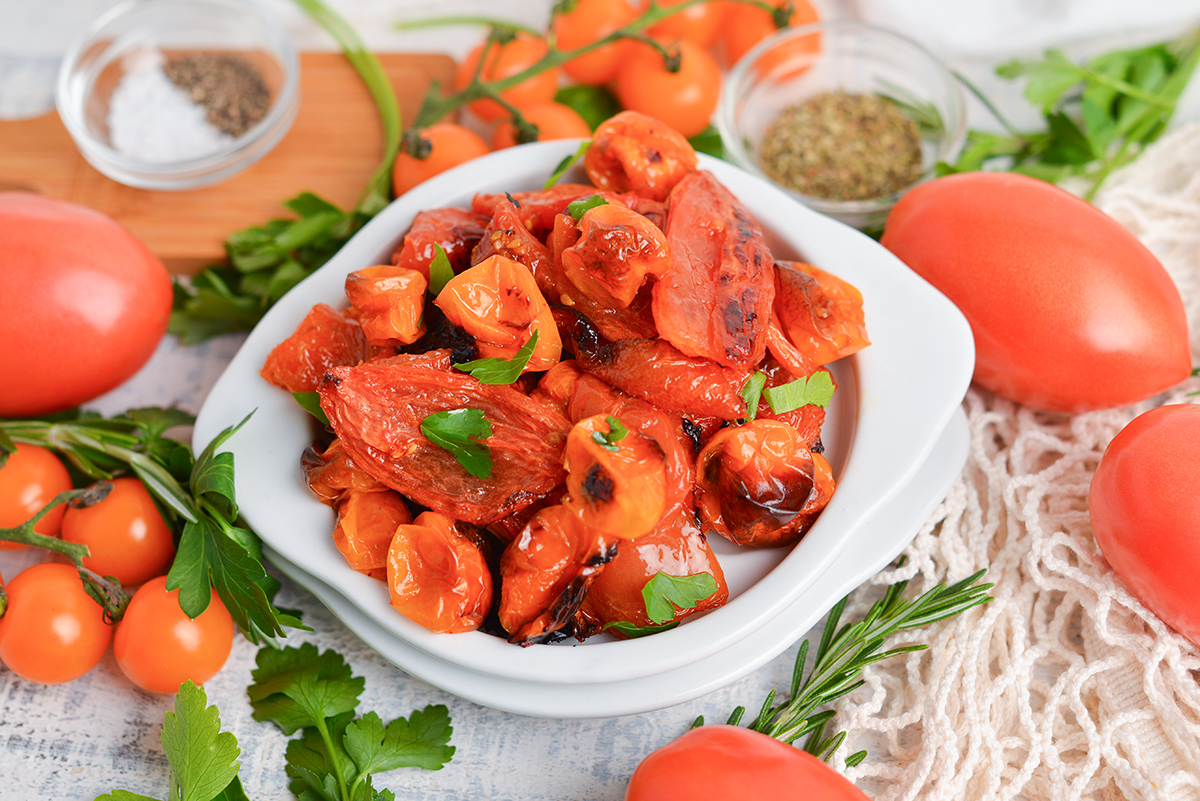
[{"xmin": 107, "ymin": 49, "xmax": 234, "ymax": 163}]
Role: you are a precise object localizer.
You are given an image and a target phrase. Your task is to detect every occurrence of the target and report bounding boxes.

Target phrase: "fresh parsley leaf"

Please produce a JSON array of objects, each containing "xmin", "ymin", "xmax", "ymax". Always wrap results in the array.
[
  {"xmin": 741, "ymin": 372, "xmax": 768, "ymax": 420},
  {"xmin": 293, "ymin": 392, "xmax": 331, "ymax": 425},
  {"xmin": 427, "ymin": 242, "xmax": 455, "ymax": 296},
  {"xmin": 603, "ymin": 619, "xmax": 680, "ymax": 638},
  {"xmin": 544, "ymin": 140, "xmax": 591, "ymax": 189},
  {"xmin": 590, "ymin": 416, "xmax": 628, "ymax": 452},
  {"xmin": 763, "ymin": 372, "xmax": 835, "ymax": 415},
  {"xmin": 160, "ymin": 681, "xmax": 244, "ymax": 801},
  {"xmin": 643, "ymin": 572, "xmax": 719, "ymax": 624},
  {"xmin": 343, "ymin": 706, "xmax": 455, "ymax": 774},
  {"xmin": 249, "ymin": 643, "xmax": 365, "ymax": 736},
  {"xmin": 453, "ymin": 330, "xmax": 539, "ymax": 384},
  {"xmin": 420, "ymin": 409, "xmax": 493, "ymax": 478},
  {"xmin": 566, "ymin": 194, "xmax": 609, "ymax": 219}
]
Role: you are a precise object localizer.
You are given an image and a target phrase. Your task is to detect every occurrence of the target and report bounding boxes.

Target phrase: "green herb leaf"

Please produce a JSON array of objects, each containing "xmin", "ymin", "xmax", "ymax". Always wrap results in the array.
[
  {"xmin": 590, "ymin": 415, "xmax": 628, "ymax": 452},
  {"xmin": 293, "ymin": 392, "xmax": 331, "ymax": 425},
  {"xmin": 566, "ymin": 194, "xmax": 609, "ymax": 219},
  {"xmin": 160, "ymin": 681, "xmax": 243, "ymax": 801},
  {"xmin": 554, "ymin": 84, "xmax": 621, "ymax": 130},
  {"xmin": 343, "ymin": 706, "xmax": 456, "ymax": 774},
  {"xmin": 763, "ymin": 372, "xmax": 835, "ymax": 415},
  {"xmin": 642, "ymin": 572, "xmax": 719, "ymax": 624},
  {"xmin": 603, "ymin": 619, "xmax": 680, "ymax": 638},
  {"xmin": 741, "ymin": 372, "xmax": 768, "ymax": 420},
  {"xmin": 427, "ymin": 242, "xmax": 455, "ymax": 296},
  {"xmin": 453, "ymin": 330, "xmax": 539, "ymax": 384},
  {"xmin": 419, "ymin": 408, "xmax": 493, "ymax": 478},
  {"xmin": 688, "ymin": 124, "xmax": 726, "ymax": 159},
  {"xmin": 544, "ymin": 140, "xmax": 592, "ymax": 189},
  {"xmin": 249, "ymin": 643, "xmax": 365, "ymax": 736}
]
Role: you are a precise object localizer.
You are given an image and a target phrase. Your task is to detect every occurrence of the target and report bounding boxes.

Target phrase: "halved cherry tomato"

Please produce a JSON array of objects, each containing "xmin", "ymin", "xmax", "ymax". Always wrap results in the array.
[
  {"xmin": 560, "ymin": 201, "xmax": 670, "ymax": 308},
  {"xmin": 563, "ymin": 414, "xmax": 668, "ymax": 539},
  {"xmin": 455, "ymin": 34, "xmax": 560, "ymax": 121},
  {"xmin": 333, "ymin": 489, "xmax": 413, "ymax": 579},
  {"xmin": 551, "ymin": 0, "xmax": 639, "ymax": 85},
  {"xmin": 387, "ymin": 511, "xmax": 492, "ymax": 633},
  {"xmin": 393, "ymin": 124, "xmax": 491, "ymax": 196},
  {"xmin": 615, "ymin": 39, "xmax": 723, "ymax": 138},
  {"xmin": 585, "ymin": 111, "xmax": 698, "ymax": 202},
  {"xmin": 61, "ymin": 477, "xmax": 175, "ymax": 586},
  {"xmin": 0, "ymin": 562, "xmax": 112, "ymax": 684},
  {"xmin": 492, "ymin": 102, "xmax": 592, "ymax": 149},
  {"xmin": 0, "ymin": 442, "xmax": 72, "ymax": 549},
  {"xmin": 773, "ymin": 261, "xmax": 870, "ymax": 368},
  {"xmin": 113, "ymin": 575, "xmax": 234, "ymax": 694},
  {"xmin": 260, "ymin": 303, "xmax": 371, "ymax": 394},
  {"xmin": 390, "ymin": 207, "xmax": 490, "ymax": 278},
  {"xmin": 344, "ymin": 264, "xmax": 427, "ymax": 346}
]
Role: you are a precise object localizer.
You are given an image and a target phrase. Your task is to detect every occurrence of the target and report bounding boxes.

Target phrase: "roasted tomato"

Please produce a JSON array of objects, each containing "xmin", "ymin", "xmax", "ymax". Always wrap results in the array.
[
  {"xmin": 655, "ymin": 170, "xmax": 775, "ymax": 370},
  {"xmin": 333, "ymin": 489, "xmax": 413, "ymax": 580},
  {"xmin": 260, "ymin": 303, "xmax": 370, "ymax": 393},
  {"xmin": 390, "ymin": 207, "xmax": 489, "ymax": 279},
  {"xmin": 563, "ymin": 414, "xmax": 668, "ymax": 539},
  {"xmin": 319, "ymin": 352, "xmax": 572, "ymax": 524},
  {"xmin": 773, "ymin": 261, "xmax": 870, "ymax": 369},
  {"xmin": 560, "ymin": 201, "xmax": 671, "ymax": 309},
  {"xmin": 585, "ymin": 111, "xmax": 699, "ymax": 201},
  {"xmin": 696, "ymin": 419, "xmax": 833, "ymax": 548},
  {"xmin": 344, "ymin": 265, "xmax": 427, "ymax": 346},
  {"xmin": 434, "ymin": 254, "xmax": 563, "ymax": 371},
  {"xmin": 499, "ymin": 503, "xmax": 616, "ymax": 644},
  {"xmin": 301, "ymin": 438, "xmax": 387, "ymax": 506},
  {"xmin": 471, "ymin": 197, "xmax": 559, "ymax": 300},
  {"xmin": 387, "ymin": 511, "xmax": 492, "ymax": 633}
]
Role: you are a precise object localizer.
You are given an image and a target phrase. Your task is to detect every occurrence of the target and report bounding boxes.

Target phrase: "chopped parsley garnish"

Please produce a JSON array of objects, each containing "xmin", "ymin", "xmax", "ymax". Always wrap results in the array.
[
  {"xmin": 420, "ymin": 408, "xmax": 493, "ymax": 478},
  {"xmin": 453, "ymin": 330, "xmax": 539, "ymax": 385}
]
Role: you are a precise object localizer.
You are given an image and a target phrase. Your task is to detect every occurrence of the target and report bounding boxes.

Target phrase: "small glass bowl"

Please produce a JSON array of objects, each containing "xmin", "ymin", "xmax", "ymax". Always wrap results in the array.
[
  {"xmin": 717, "ymin": 20, "xmax": 966, "ymax": 230},
  {"xmin": 56, "ymin": 0, "xmax": 300, "ymax": 191}
]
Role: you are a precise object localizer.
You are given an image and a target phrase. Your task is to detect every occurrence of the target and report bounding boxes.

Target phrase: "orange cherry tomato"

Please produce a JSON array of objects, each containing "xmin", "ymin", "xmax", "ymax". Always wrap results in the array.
[
  {"xmin": 0, "ymin": 562, "xmax": 112, "ymax": 684},
  {"xmin": 0, "ymin": 442, "xmax": 73, "ymax": 549},
  {"xmin": 492, "ymin": 102, "xmax": 592, "ymax": 149},
  {"xmin": 455, "ymin": 34, "xmax": 560, "ymax": 121},
  {"xmin": 344, "ymin": 264, "xmax": 428, "ymax": 346},
  {"xmin": 584, "ymin": 110, "xmax": 698, "ymax": 201},
  {"xmin": 387, "ymin": 511, "xmax": 492, "ymax": 633},
  {"xmin": 551, "ymin": 0, "xmax": 639, "ymax": 85},
  {"xmin": 615, "ymin": 39, "xmax": 722, "ymax": 138},
  {"xmin": 393, "ymin": 123, "xmax": 491, "ymax": 196},
  {"xmin": 720, "ymin": 0, "xmax": 821, "ymax": 66},
  {"xmin": 644, "ymin": 0, "xmax": 722, "ymax": 48},
  {"xmin": 773, "ymin": 261, "xmax": 870, "ymax": 368},
  {"xmin": 563, "ymin": 414, "xmax": 668, "ymax": 539},
  {"xmin": 559, "ymin": 201, "xmax": 670, "ymax": 308},
  {"xmin": 60, "ymin": 477, "xmax": 176, "ymax": 586},
  {"xmin": 113, "ymin": 575, "xmax": 234, "ymax": 694},
  {"xmin": 332, "ymin": 489, "xmax": 413, "ymax": 579}
]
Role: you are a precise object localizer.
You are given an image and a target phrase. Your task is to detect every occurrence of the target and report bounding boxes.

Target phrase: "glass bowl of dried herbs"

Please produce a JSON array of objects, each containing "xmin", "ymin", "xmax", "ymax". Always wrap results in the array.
[
  {"xmin": 716, "ymin": 20, "xmax": 966, "ymax": 231},
  {"xmin": 56, "ymin": 0, "xmax": 299, "ymax": 191}
]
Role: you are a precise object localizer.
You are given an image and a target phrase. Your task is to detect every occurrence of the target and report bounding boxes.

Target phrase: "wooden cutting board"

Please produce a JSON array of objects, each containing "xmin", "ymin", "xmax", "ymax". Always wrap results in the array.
[{"xmin": 0, "ymin": 52, "xmax": 457, "ymax": 274}]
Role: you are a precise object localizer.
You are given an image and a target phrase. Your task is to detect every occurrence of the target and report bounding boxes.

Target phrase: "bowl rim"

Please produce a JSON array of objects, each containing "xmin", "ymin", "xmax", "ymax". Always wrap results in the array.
[
  {"xmin": 192, "ymin": 139, "xmax": 975, "ymax": 686},
  {"xmin": 716, "ymin": 18, "xmax": 968, "ymax": 217},
  {"xmin": 54, "ymin": 0, "xmax": 300, "ymax": 185}
]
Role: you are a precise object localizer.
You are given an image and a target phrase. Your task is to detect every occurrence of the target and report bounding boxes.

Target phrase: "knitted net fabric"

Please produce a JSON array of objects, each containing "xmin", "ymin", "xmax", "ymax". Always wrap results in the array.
[{"xmin": 833, "ymin": 122, "xmax": 1200, "ymax": 801}]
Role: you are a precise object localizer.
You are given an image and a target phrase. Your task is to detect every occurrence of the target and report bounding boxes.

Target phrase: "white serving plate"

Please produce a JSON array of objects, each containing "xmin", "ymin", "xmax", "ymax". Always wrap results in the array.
[
  {"xmin": 264, "ymin": 407, "xmax": 970, "ymax": 718},
  {"xmin": 193, "ymin": 140, "xmax": 974, "ymax": 688}
]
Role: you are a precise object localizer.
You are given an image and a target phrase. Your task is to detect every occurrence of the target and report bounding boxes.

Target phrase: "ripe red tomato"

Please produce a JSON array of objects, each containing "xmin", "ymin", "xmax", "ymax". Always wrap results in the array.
[
  {"xmin": 552, "ymin": 0, "xmax": 639, "ymax": 85},
  {"xmin": 615, "ymin": 39, "xmax": 722, "ymax": 138},
  {"xmin": 0, "ymin": 192, "xmax": 172, "ymax": 418},
  {"xmin": 393, "ymin": 124, "xmax": 491, "ymax": 196},
  {"xmin": 1089, "ymin": 404, "xmax": 1200, "ymax": 647},
  {"xmin": 0, "ymin": 442, "xmax": 73, "ymax": 549},
  {"xmin": 0, "ymin": 562, "xmax": 113, "ymax": 684},
  {"xmin": 113, "ymin": 575, "xmax": 235, "ymax": 694},
  {"xmin": 455, "ymin": 35, "xmax": 560, "ymax": 121},
  {"xmin": 61, "ymin": 477, "xmax": 176, "ymax": 586},
  {"xmin": 626, "ymin": 725, "xmax": 870, "ymax": 801},
  {"xmin": 880, "ymin": 172, "xmax": 1191, "ymax": 413},
  {"xmin": 492, "ymin": 102, "xmax": 592, "ymax": 149},
  {"xmin": 720, "ymin": 0, "xmax": 821, "ymax": 65}
]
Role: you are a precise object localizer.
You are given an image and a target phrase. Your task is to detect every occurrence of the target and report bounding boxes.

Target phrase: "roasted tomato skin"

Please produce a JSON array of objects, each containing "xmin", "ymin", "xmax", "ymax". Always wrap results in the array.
[
  {"xmin": 625, "ymin": 725, "xmax": 870, "ymax": 801},
  {"xmin": 563, "ymin": 414, "xmax": 668, "ymax": 539},
  {"xmin": 391, "ymin": 207, "xmax": 489, "ymax": 278},
  {"xmin": 344, "ymin": 265, "xmax": 427, "ymax": 346},
  {"xmin": 387, "ymin": 511, "xmax": 492, "ymax": 633},
  {"xmin": 881, "ymin": 171, "xmax": 1190, "ymax": 413},
  {"xmin": 585, "ymin": 111, "xmax": 698, "ymax": 202},
  {"xmin": 774, "ymin": 261, "xmax": 870, "ymax": 369},
  {"xmin": 560, "ymin": 202, "xmax": 670, "ymax": 309},
  {"xmin": 332, "ymin": 489, "xmax": 413, "ymax": 580},
  {"xmin": 260, "ymin": 303, "xmax": 370, "ymax": 393}
]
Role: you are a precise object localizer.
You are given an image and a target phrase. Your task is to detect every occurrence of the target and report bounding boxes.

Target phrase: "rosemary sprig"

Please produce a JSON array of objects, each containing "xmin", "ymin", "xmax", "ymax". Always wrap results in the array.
[{"xmin": 711, "ymin": 569, "xmax": 993, "ymax": 765}]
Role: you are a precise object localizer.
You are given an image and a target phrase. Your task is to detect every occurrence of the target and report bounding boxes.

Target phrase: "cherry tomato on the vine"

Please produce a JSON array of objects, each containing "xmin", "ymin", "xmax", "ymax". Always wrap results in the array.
[
  {"xmin": 61, "ymin": 477, "xmax": 176, "ymax": 586},
  {"xmin": 551, "ymin": 0, "xmax": 639, "ymax": 85},
  {"xmin": 0, "ymin": 562, "xmax": 112, "ymax": 684},
  {"xmin": 645, "ymin": 0, "xmax": 722, "ymax": 48},
  {"xmin": 113, "ymin": 575, "xmax": 235, "ymax": 694},
  {"xmin": 720, "ymin": 0, "xmax": 821, "ymax": 66},
  {"xmin": 615, "ymin": 39, "xmax": 722, "ymax": 138},
  {"xmin": 1089, "ymin": 404, "xmax": 1200, "ymax": 648},
  {"xmin": 455, "ymin": 34, "xmax": 560, "ymax": 121},
  {"xmin": 492, "ymin": 102, "xmax": 592, "ymax": 149},
  {"xmin": 393, "ymin": 124, "xmax": 491, "ymax": 196},
  {"xmin": 626, "ymin": 725, "xmax": 870, "ymax": 801},
  {"xmin": 0, "ymin": 442, "xmax": 73, "ymax": 549}
]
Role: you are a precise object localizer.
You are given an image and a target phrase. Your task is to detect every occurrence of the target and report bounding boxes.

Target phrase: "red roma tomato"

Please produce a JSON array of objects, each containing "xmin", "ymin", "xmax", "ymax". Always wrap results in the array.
[
  {"xmin": 492, "ymin": 102, "xmax": 592, "ymax": 149},
  {"xmin": 880, "ymin": 172, "xmax": 1191, "ymax": 413},
  {"xmin": 720, "ymin": 0, "xmax": 821, "ymax": 65},
  {"xmin": 552, "ymin": 0, "xmax": 639, "ymax": 85},
  {"xmin": 626, "ymin": 725, "xmax": 870, "ymax": 801},
  {"xmin": 615, "ymin": 39, "xmax": 722, "ymax": 138},
  {"xmin": 0, "ymin": 562, "xmax": 113, "ymax": 684},
  {"xmin": 393, "ymin": 124, "xmax": 491, "ymax": 196},
  {"xmin": 1089, "ymin": 404, "xmax": 1200, "ymax": 647},
  {"xmin": 0, "ymin": 442, "xmax": 73, "ymax": 549},
  {"xmin": 455, "ymin": 35, "xmax": 560, "ymax": 121},
  {"xmin": 61, "ymin": 477, "xmax": 176, "ymax": 586},
  {"xmin": 0, "ymin": 192, "xmax": 172, "ymax": 418},
  {"xmin": 114, "ymin": 575, "xmax": 235, "ymax": 694}
]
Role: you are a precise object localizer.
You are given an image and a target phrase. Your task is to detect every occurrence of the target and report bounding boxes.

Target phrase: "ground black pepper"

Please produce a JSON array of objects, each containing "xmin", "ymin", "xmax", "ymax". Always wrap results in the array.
[
  {"xmin": 759, "ymin": 90, "xmax": 924, "ymax": 201},
  {"xmin": 163, "ymin": 53, "xmax": 271, "ymax": 138}
]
